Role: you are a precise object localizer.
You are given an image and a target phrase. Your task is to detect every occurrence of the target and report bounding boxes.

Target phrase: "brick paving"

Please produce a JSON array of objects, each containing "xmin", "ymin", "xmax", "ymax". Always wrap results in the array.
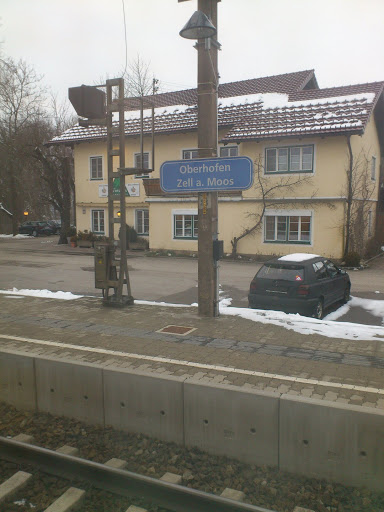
[{"xmin": 0, "ymin": 294, "xmax": 383, "ymax": 409}]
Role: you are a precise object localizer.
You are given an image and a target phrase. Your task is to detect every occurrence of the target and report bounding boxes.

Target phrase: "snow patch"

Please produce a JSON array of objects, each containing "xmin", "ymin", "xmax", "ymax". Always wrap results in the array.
[
  {"xmin": 0, "ymin": 234, "xmax": 31, "ymax": 239},
  {"xmin": 219, "ymin": 93, "xmax": 289, "ymax": 109},
  {"xmin": 0, "ymin": 288, "xmax": 83, "ymax": 300},
  {"xmin": 219, "ymin": 300, "xmax": 384, "ymax": 341}
]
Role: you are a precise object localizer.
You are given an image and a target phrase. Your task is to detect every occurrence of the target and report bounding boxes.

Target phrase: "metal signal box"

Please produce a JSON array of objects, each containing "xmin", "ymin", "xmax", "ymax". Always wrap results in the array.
[
  {"xmin": 94, "ymin": 242, "xmax": 112, "ymax": 289},
  {"xmin": 68, "ymin": 85, "xmax": 105, "ymax": 120},
  {"xmin": 213, "ymin": 239, "xmax": 224, "ymax": 261}
]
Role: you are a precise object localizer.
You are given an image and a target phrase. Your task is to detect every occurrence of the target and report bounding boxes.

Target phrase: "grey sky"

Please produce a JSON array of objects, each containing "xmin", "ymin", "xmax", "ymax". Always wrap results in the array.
[{"xmin": 1, "ymin": 0, "xmax": 383, "ymax": 102}]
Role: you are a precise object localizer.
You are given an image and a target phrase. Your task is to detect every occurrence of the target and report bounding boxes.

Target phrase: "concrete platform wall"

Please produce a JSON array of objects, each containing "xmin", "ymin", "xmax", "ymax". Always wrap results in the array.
[{"xmin": 1, "ymin": 348, "xmax": 383, "ymax": 491}]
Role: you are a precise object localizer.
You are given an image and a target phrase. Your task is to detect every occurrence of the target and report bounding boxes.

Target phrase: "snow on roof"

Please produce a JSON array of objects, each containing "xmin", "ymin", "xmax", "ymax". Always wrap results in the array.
[
  {"xmin": 278, "ymin": 253, "xmax": 320, "ymax": 262},
  {"xmin": 219, "ymin": 93, "xmax": 289, "ymax": 109},
  {"xmin": 48, "ymin": 74, "xmax": 383, "ymax": 145}
]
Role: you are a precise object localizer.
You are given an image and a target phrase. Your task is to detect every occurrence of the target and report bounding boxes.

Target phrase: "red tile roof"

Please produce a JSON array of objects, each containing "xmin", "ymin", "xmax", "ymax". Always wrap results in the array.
[
  {"xmin": 49, "ymin": 71, "xmax": 384, "ymax": 145},
  {"xmin": 125, "ymin": 69, "xmax": 317, "ymax": 110}
]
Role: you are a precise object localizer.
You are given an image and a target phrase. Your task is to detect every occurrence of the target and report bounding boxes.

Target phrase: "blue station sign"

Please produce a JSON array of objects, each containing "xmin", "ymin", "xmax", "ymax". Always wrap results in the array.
[{"xmin": 160, "ymin": 156, "xmax": 253, "ymax": 193}]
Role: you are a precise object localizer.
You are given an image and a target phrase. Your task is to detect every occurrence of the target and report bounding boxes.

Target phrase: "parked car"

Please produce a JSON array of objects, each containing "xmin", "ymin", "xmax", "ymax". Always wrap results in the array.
[
  {"xmin": 18, "ymin": 221, "xmax": 56, "ymax": 237},
  {"xmin": 46, "ymin": 220, "xmax": 61, "ymax": 234},
  {"xmin": 248, "ymin": 253, "xmax": 351, "ymax": 319}
]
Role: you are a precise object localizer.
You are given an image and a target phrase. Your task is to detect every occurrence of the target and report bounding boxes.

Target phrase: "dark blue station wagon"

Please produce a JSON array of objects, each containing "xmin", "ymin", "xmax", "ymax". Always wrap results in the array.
[{"xmin": 248, "ymin": 254, "xmax": 351, "ymax": 319}]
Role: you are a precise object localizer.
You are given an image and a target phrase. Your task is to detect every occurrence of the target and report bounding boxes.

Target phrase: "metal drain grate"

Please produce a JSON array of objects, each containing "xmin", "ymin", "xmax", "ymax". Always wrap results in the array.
[{"xmin": 156, "ymin": 325, "xmax": 197, "ymax": 336}]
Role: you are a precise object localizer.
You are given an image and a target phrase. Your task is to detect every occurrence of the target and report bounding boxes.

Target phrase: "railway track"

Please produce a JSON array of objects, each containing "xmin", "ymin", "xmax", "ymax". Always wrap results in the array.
[{"xmin": 0, "ymin": 435, "xmax": 275, "ymax": 512}]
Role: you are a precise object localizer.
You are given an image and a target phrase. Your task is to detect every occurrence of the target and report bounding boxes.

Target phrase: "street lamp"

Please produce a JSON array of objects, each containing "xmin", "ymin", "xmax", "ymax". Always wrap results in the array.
[
  {"xmin": 180, "ymin": 1, "xmax": 220, "ymax": 317},
  {"xmin": 179, "ymin": 11, "xmax": 217, "ymax": 39}
]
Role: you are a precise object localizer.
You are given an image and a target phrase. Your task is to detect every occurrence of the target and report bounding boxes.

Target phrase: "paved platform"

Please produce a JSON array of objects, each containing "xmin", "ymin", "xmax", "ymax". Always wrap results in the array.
[{"xmin": 0, "ymin": 294, "xmax": 383, "ymax": 409}]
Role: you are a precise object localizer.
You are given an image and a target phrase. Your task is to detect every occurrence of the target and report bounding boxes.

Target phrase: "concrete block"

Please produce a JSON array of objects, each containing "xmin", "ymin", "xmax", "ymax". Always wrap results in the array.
[
  {"xmin": 280, "ymin": 395, "xmax": 384, "ymax": 492},
  {"xmin": 0, "ymin": 471, "xmax": 32, "ymax": 504},
  {"xmin": 0, "ymin": 350, "xmax": 36, "ymax": 410},
  {"xmin": 105, "ymin": 458, "xmax": 127, "ymax": 470},
  {"xmin": 56, "ymin": 445, "xmax": 79, "ymax": 457},
  {"xmin": 184, "ymin": 380, "xmax": 279, "ymax": 466},
  {"xmin": 44, "ymin": 487, "xmax": 85, "ymax": 512},
  {"xmin": 103, "ymin": 368, "xmax": 184, "ymax": 443},
  {"xmin": 220, "ymin": 488, "xmax": 245, "ymax": 501},
  {"xmin": 35, "ymin": 358, "xmax": 104, "ymax": 425},
  {"xmin": 160, "ymin": 472, "xmax": 182, "ymax": 484}
]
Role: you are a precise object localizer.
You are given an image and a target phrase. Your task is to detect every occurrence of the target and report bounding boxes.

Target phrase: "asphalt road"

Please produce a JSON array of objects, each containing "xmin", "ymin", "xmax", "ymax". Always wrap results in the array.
[{"xmin": 0, "ymin": 235, "xmax": 383, "ymax": 326}]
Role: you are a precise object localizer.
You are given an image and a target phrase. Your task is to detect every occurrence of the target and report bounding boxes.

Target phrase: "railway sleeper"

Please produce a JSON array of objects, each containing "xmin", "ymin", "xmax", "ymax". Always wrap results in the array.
[{"xmin": 1, "ymin": 434, "xmax": 277, "ymax": 512}]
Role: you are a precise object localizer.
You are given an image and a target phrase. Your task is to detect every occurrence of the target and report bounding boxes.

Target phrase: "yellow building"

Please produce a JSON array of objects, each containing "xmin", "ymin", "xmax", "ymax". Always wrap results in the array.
[{"xmin": 50, "ymin": 70, "xmax": 384, "ymax": 259}]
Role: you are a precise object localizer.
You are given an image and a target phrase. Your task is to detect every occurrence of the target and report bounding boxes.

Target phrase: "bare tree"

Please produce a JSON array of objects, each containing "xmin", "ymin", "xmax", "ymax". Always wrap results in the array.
[
  {"xmin": 0, "ymin": 56, "xmax": 47, "ymax": 233},
  {"xmin": 96, "ymin": 55, "xmax": 159, "ymax": 100},
  {"xmin": 344, "ymin": 137, "xmax": 376, "ymax": 257},
  {"xmin": 33, "ymin": 96, "xmax": 76, "ymax": 244},
  {"xmin": 230, "ymin": 157, "xmax": 318, "ymax": 256}
]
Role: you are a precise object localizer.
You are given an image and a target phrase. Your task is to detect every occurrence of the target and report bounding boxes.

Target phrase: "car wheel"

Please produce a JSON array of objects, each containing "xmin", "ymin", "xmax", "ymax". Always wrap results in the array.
[
  {"xmin": 342, "ymin": 285, "xmax": 351, "ymax": 304},
  {"xmin": 32, "ymin": 230, "xmax": 38, "ymax": 237},
  {"xmin": 313, "ymin": 299, "xmax": 324, "ymax": 320}
]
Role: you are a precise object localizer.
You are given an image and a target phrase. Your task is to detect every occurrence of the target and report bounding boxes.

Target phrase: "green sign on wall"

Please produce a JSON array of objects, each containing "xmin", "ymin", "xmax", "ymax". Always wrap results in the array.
[{"xmin": 113, "ymin": 178, "xmax": 130, "ymax": 196}]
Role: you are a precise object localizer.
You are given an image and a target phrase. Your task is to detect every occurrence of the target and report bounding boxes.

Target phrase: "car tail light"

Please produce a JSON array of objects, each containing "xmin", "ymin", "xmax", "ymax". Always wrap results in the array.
[
  {"xmin": 250, "ymin": 281, "xmax": 257, "ymax": 291},
  {"xmin": 297, "ymin": 284, "xmax": 310, "ymax": 296}
]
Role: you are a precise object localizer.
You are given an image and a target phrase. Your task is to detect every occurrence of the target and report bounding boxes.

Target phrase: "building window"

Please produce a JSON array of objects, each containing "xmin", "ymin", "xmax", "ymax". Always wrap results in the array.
[
  {"xmin": 265, "ymin": 214, "xmax": 311, "ymax": 244},
  {"xmin": 183, "ymin": 149, "xmax": 198, "ymax": 160},
  {"xmin": 220, "ymin": 146, "xmax": 238, "ymax": 157},
  {"xmin": 174, "ymin": 214, "xmax": 198, "ymax": 239},
  {"xmin": 134, "ymin": 152, "xmax": 150, "ymax": 178},
  {"xmin": 265, "ymin": 145, "xmax": 314, "ymax": 174},
  {"xmin": 371, "ymin": 156, "xmax": 376, "ymax": 181},
  {"xmin": 90, "ymin": 156, "xmax": 103, "ymax": 180},
  {"xmin": 136, "ymin": 209, "xmax": 149, "ymax": 235},
  {"xmin": 92, "ymin": 209, "xmax": 105, "ymax": 234}
]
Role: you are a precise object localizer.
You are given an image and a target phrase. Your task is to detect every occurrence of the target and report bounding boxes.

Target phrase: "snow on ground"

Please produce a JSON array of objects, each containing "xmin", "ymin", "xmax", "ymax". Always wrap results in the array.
[
  {"xmin": 0, "ymin": 289, "xmax": 383, "ymax": 341},
  {"xmin": 0, "ymin": 288, "xmax": 83, "ymax": 300},
  {"xmin": 219, "ymin": 296, "xmax": 384, "ymax": 341},
  {"xmin": 0, "ymin": 234, "xmax": 30, "ymax": 238}
]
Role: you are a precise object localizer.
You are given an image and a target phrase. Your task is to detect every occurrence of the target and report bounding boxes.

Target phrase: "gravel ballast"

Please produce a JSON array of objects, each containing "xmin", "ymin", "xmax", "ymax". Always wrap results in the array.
[{"xmin": 0, "ymin": 402, "xmax": 383, "ymax": 512}]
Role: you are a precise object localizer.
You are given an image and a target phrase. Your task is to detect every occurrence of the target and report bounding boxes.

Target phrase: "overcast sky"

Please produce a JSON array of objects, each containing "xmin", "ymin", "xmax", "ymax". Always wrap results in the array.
[{"xmin": 1, "ymin": 0, "xmax": 383, "ymax": 103}]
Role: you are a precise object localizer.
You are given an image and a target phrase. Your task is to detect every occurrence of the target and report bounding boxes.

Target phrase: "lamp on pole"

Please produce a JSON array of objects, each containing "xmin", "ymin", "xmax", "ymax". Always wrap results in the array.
[{"xmin": 180, "ymin": 0, "xmax": 220, "ymax": 317}]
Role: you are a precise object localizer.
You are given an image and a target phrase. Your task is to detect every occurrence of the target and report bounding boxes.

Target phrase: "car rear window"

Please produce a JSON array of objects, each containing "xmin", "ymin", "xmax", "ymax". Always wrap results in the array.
[{"xmin": 256, "ymin": 264, "xmax": 305, "ymax": 282}]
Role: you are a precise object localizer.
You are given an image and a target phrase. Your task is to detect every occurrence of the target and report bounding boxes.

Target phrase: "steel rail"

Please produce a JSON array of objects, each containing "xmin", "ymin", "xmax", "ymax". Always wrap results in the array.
[{"xmin": 0, "ymin": 437, "xmax": 276, "ymax": 512}]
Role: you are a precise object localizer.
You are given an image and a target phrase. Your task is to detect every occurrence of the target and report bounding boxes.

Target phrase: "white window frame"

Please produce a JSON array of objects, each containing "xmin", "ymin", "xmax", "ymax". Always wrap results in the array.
[
  {"xmin": 91, "ymin": 209, "xmax": 105, "ymax": 234},
  {"xmin": 265, "ymin": 145, "xmax": 315, "ymax": 174},
  {"xmin": 371, "ymin": 156, "xmax": 377, "ymax": 181},
  {"xmin": 134, "ymin": 152, "xmax": 150, "ymax": 178},
  {"xmin": 172, "ymin": 209, "xmax": 198, "ymax": 240},
  {"xmin": 182, "ymin": 149, "xmax": 199, "ymax": 160},
  {"xmin": 90, "ymin": 155, "xmax": 103, "ymax": 181},
  {"xmin": 263, "ymin": 209, "xmax": 313, "ymax": 245},
  {"xmin": 135, "ymin": 208, "xmax": 149, "ymax": 236},
  {"xmin": 220, "ymin": 146, "xmax": 239, "ymax": 157}
]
